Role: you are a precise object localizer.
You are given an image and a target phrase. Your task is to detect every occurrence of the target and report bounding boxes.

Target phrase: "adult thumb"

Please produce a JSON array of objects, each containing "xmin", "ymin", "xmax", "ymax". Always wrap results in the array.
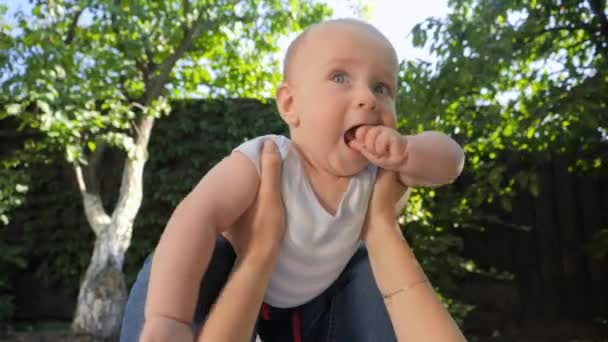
[{"xmin": 259, "ymin": 139, "xmax": 282, "ymax": 198}]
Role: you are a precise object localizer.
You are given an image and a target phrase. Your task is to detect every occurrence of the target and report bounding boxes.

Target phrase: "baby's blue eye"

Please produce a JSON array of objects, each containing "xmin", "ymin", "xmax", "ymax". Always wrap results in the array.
[
  {"xmin": 374, "ymin": 83, "xmax": 390, "ymax": 95},
  {"xmin": 332, "ymin": 73, "xmax": 346, "ymax": 83}
]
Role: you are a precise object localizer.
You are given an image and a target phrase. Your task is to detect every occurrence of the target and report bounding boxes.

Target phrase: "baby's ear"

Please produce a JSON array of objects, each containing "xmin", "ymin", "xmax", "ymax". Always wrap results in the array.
[{"xmin": 276, "ymin": 82, "xmax": 300, "ymax": 127}]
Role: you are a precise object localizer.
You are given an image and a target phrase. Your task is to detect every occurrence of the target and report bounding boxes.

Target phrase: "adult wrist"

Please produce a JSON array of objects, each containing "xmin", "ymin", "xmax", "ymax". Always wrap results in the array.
[
  {"xmin": 365, "ymin": 222, "xmax": 414, "ymax": 262},
  {"xmin": 369, "ymin": 213, "xmax": 398, "ymax": 229},
  {"xmin": 145, "ymin": 311, "xmax": 192, "ymax": 326},
  {"xmin": 239, "ymin": 245, "xmax": 280, "ymax": 270}
]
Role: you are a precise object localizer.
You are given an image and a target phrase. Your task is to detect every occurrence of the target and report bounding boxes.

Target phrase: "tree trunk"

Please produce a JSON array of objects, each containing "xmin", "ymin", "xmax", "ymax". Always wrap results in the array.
[
  {"xmin": 71, "ymin": 117, "xmax": 152, "ymax": 339},
  {"xmin": 70, "ymin": 230, "xmax": 129, "ymax": 340},
  {"xmin": 70, "ymin": 18, "xmax": 203, "ymax": 337}
]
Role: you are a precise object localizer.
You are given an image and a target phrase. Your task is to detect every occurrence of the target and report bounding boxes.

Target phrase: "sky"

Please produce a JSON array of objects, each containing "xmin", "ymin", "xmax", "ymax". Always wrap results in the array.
[
  {"xmin": 280, "ymin": 0, "xmax": 449, "ymax": 63},
  {"xmin": 3, "ymin": 0, "xmax": 448, "ymax": 63}
]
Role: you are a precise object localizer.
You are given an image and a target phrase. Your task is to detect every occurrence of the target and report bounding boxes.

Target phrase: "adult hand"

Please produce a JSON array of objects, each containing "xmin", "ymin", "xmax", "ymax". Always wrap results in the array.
[
  {"xmin": 197, "ymin": 140, "xmax": 285, "ymax": 342},
  {"xmin": 362, "ymin": 170, "xmax": 467, "ymax": 342},
  {"xmin": 361, "ymin": 168, "xmax": 409, "ymax": 242},
  {"xmin": 225, "ymin": 139, "xmax": 286, "ymax": 263}
]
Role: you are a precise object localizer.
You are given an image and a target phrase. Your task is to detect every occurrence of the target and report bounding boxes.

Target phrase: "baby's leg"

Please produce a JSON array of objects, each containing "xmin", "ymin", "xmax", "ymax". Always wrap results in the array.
[
  {"xmin": 330, "ymin": 244, "xmax": 397, "ymax": 341},
  {"xmin": 120, "ymin": 236, "xmax": 250, "ymax": 341}
]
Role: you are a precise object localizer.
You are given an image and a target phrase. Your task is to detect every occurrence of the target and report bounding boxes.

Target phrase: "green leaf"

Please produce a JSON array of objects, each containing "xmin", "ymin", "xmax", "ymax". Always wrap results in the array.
[
  {"xmin": 36, "ymin": 100, "xmax": 51, "ymax": 115},
  {"xmin": 15, "ymin": 184, "xmax": 28, "ymax": 193},
  {"xmin": 5, "ymin": 104, "xmax": 21, "ymax": 115},
  {"xmin": 526, "ymin": 127, "xmax": 535, "ymax": 139}
]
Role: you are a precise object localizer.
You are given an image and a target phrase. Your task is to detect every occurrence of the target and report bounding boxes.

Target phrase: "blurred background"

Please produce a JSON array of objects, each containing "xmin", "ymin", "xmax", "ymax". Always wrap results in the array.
[{"xmin": 1, "ymin": 0, "xmax": 607, "ymax": 341}]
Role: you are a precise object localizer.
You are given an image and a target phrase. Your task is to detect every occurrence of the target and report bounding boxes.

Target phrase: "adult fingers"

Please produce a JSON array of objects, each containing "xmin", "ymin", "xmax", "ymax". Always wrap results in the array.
[
  {"xmin": 375, "ymin": 168, "xmax": 408, "ymax": 205},
  {"xmin": 258, "ymin": 139, "xmax": 282, "ymax": 202}
]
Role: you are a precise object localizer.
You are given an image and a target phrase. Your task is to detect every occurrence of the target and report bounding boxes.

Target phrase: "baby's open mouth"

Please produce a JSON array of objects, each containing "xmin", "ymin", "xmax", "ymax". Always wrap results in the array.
[{"xmin": 344, "ymin": 124, "xmax": 363, "ymax": 145}]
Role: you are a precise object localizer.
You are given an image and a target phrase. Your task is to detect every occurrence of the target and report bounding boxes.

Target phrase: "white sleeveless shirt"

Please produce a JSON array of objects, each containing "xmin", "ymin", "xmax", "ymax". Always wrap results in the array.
[{"xmin": 234, "ymin": 134, "xmax": 377, "ymax": 308}]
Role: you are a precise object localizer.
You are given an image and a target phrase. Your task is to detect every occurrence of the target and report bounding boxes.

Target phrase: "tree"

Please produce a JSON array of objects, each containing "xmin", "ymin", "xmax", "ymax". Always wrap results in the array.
[
  {"xmin": 398, "ymin": 0, "xmax": 607, "ymax": 236},
  {"xmin": 395, "ymin": 0, "xmax": 607, "ymax": 323},
  {"xmin": 0, "ymin": 0, "xmax": 330, "ymax": 338},
  {"xmin": 408, "ymin": 0, "xmax": 602, "ymax": 161},
  {"xmin": 407, "ymin": 0, "xmax": 606, "ymax": 153}
]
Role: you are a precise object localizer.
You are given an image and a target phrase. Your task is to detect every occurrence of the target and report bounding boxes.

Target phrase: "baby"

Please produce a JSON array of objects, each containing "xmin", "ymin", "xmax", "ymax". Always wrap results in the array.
[{"xmin": 143, "ymin": 18, "xmax": 464, "ymax": 340}]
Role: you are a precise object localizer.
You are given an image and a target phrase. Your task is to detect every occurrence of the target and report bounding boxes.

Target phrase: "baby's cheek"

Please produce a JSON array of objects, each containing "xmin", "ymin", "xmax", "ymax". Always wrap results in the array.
[{"xmin": 381, "ymin": 110, "xmax": 397, "ymax": 128}]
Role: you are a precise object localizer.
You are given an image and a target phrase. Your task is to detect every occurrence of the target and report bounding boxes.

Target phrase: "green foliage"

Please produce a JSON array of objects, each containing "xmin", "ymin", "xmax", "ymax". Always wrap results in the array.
[
  {"xmin": 1, "ymin": 0, "xmax": 329, "ymax": 165},
  {"xmin": 401, "ymin": 185, "xmax": 474, "ymax": 323},
  {"xmin": 0, "ymin": 164, "xmax": 29, "ymax": 226},
  {"xmin": 4, "ymin": 98, "xmax": 476, "ymax": 326},
  {"xmin": 4, "ymin": 97, "xmax": 475, "ymax": 326},
  {"xmin": 1, "ymin": 154, "xmax": 92, "ymax": 295},
  {"xmin": 0, "ymin": 0, "xmax": 331, "ymax": 287},
  {"xmin": 0, "ymin": 154, "xmax": 29, "ymax": 324},
  {"xmin": 400, "ymin": 0, "xmax": 607, "ymax": 253},
  {"xmin": 588, "ymin": 228, "xmax": 608, "ymax": 259},
  {"xmin": 398, "ymin": 0, "xmax": 607, "ymax": 321},
  {"xmin": 5, "ymin": 0, "xmax": 606, "ymax": 330},
  {"xmin": 0, "ymin": 242, "xmax": 26, "ymax": 327},
  {"xmin": 2, "ymin": 99, "xmax": 286, "ymax": 298},
  {"xmin": 0, "ymin": 2, "xmax": 328, "ymax": 331},
  {"xmin": 0, "ymin": 4, "xmax": 11, "ymax": 68},
  {"xmin": 406, "ymin": 0, "xmax": 607, "ymax": 159}
]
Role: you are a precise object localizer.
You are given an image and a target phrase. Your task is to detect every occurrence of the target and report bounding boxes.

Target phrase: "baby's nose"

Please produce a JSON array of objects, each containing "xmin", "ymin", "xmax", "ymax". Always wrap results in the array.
[{"xmin": 356, "ymin": 90, "xmax": 377, "ymax": 110}]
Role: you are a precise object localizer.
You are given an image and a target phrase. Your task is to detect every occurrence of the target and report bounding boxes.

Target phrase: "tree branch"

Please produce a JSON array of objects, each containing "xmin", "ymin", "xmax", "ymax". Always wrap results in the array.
[
  {"xmin": 76, "ymin": 143, "xmax": 106, "ymax": 197},
  {"xmin": 540, "ymin": 24, "xmax": 588, "ymax": 34},
  {"xmin": 143, "ymin": 13, "xmax": 209, "ymax": 103},
  {"xmin": 64, "ymin": 8, "xmax": 83, "ymax": 45},
  {"xmin": 587, "ymin": 0, "xmax": 608, "ymax": 61},
  {"xmin": 588, "ymin": 0, "xmax": 608, "ymax": 37},
  {"xmin": 111, "ymin": 122, "xmax": 149, "ymax": 228},
  {"xmin": 145, "ymin": 45, "xmax": 155, "ymax": 75},
  {"xmin": 74, "ymin": 150, "xmax": 111, "ymax": 236},
  {"xmin": 143, "ymin": 0, "xmax": 241, "ymax": 103},
  {"xmin": 118, "ymin": 74, "xmax": 136, "ymax": 103},
  {"xmin": 133, "ymin": 115, "xmax": 153, "ymax": 147},
  {"xmin": 108, "ymin": 0, "xmax": 154, "ymax": 96},
  {"xmin": 183, "ymin": 0, "xmax": 191, "ymax": 35},
  {"xmin": 115, "ymin": 5, "xmax": 220, "ymax": 222}
]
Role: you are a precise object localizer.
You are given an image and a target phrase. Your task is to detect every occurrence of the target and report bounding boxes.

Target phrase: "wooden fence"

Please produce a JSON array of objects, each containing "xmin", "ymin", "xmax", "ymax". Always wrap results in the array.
[{"xmin": 459, "ymin": 155, "xmax": 608, "ymax": 329}]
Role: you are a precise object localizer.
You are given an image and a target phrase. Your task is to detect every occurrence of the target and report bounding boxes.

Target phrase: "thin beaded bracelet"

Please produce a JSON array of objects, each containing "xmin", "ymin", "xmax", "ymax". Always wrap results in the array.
[{"xmin": 382, "ymin": 279, "xmax": 429, "ymax": 303}]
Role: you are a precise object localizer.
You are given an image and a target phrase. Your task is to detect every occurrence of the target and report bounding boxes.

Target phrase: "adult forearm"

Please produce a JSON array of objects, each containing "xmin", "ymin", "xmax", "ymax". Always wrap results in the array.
[
  {"xmin": 198, "ymin": 251, "xmax": 277, "ymax": 342},
  {"xmin": 366, "ymin": 221, "xmax": 466, "ymax": 342}
]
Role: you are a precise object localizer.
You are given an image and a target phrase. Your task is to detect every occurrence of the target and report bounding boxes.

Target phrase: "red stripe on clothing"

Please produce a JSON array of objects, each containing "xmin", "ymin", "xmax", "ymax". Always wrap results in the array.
[
  {"xmin": 291, "ymin": 309, "xmax": 302, "ymax": 342},
  {"xmin": 261, "ymin": 303, "xmax": 271, "ymax": 320}
]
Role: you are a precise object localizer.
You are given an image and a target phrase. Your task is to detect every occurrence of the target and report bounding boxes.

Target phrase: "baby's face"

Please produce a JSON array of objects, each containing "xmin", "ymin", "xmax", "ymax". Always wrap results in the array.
[{"xmin": 284, "ymin": 23, "xmax": 398, "ymax": 176}]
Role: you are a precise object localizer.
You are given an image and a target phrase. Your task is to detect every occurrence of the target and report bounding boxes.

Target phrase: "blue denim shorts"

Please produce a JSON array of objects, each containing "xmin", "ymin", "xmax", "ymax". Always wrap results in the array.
[{"xmin": 120, "ymin": 236, "xmax": 396, "ymax": 342}]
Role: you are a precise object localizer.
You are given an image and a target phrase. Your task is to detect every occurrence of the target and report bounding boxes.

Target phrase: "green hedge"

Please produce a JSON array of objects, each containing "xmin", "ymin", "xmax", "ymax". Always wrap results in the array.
[
  {"xmin": 1, "ymin": 98, "xmax": 468, "ymax": 325},
  {"xmin": 1, "ymin": 99, "xmax": 287, "ymax": 320}
]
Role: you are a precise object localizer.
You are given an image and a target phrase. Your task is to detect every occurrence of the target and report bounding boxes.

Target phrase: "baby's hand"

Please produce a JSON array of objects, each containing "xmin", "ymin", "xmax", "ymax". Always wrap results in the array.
[{"xmin": 348, "ymin": 125, "xmax": 407, "ymax": 171}]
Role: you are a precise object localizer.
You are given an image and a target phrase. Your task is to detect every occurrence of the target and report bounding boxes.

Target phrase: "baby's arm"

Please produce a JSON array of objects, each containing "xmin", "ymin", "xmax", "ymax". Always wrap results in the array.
[
  {"xmin": 145, "ymin": 151, "xmax": 260, "ymax": 325},
  {"xmin": 348, "ymin": 126, "xmax": 464, "ymax": 187},
  {"xmin": 399, "ymin": 131, "xmax": 465, "ymax": 186}
]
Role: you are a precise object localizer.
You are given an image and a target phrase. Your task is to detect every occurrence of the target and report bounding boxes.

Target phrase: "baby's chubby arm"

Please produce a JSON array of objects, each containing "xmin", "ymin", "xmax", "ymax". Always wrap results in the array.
[
  {"xmin": 144, "ymin": 150, "xmax": 261, "ymax": 326},
  {"xmin": 348, "ymin": 126, "xmax": 464, "ymax": 187},
  {"xmin": 399, "ymin": 131, "xmax": 464, "ymax": 186}
]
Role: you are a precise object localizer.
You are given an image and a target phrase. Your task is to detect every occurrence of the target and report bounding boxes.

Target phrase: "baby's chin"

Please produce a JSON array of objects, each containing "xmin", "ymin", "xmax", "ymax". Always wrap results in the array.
[{"xmin": 329, "ymin": 156, "xmax": 370, "ymax": 177}]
